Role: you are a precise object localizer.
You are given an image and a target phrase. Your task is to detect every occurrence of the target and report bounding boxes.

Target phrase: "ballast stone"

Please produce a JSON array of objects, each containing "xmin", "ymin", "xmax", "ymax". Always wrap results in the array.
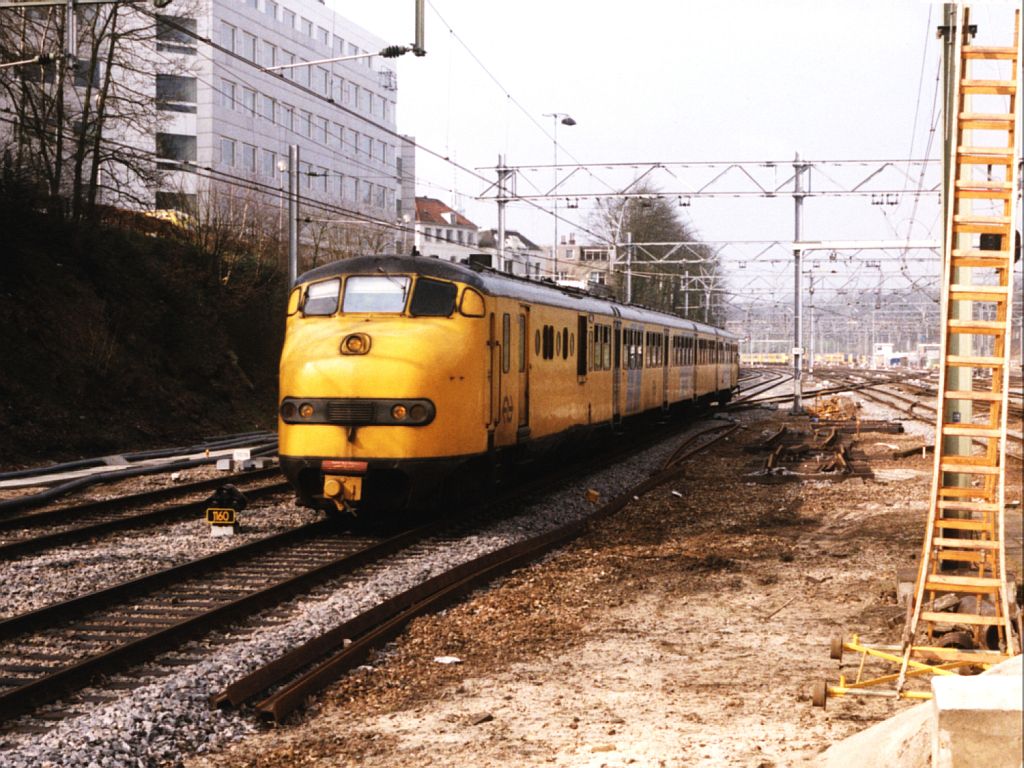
[{"xmin": 931, "ymin": 660, "xmax": 1022, "ymax": 768}]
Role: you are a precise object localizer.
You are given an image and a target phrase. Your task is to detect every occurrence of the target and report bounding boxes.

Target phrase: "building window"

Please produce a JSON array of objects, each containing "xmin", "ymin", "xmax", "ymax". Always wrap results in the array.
[
  {"xmin": 333, "ymin": 35, "xmax": 345, "ymax": 54},
  {"xmin": 220, "ymin": 138, "xmax": 235, "ymax": 167},
  {"xmin": 241, "ymin": 32, "xmax": 257, "ymax": 62},
  {"xmin": 282, "ymin": 104, "xmax": 294, "ymax": 130},
  {"xmin": 318, "ymin": 117, "xmax": 329, "ymax": 144},
  {"xmin": 300, "ymin": 110, "xmax": 312, "ymax": 137},
  {"xmin": 261, "ymin": 40, "xmax": 276, "ymax": 67},
  {"xmin": 245, "ymin": 0, "xmax": 258, "ymax": 9},
  {"xmin": 241, "ymin": 87, "xmax": 256, "ymax": 115},
  {"xmin": 315, "ymin": 67, "xmax": 329, "ymax": 95},
  {"xmin": 259, "ymin": 93, "xmax": 275, "ymax": 122},
  {"xmin": 156, "ymin": 16, "xmax": 197, "ymax": 54},
  {"xmin": 260, "ymin": 149, "xmax": 276, "ymax": 177},
  {"xmin": 317, "ymin": 26, "xmax": 329, "ymax": 46},
  {"xmin": 589, "ymin": 271, "xmax": 606, "ymax": 285},
  {"xmin": 155, "ymin": 191, "xmax": 196, "ymax": 211},
  {"xmin": 318, "ymin": 166, "xmax": 328, "ymax": 193},
  {"xmin": 281, "ymin": 50, "xmax": 295, "ymax": 79},
  {"xmin": 220, "ymin": 79, "xmax": 236, "ymax": 109},
  {"xmin": 156, "ymin": 133, "xmax": 196, "ymax": 169},
  {"xmin": 218, "ymin": 21, "xmax": 236, "ymax": 52},
  {"xmin": 264, "ymin": 0, "xmax": 277, "ymax": 19},
  {"xmin": 362, "ymin": 181, "xmax": 371, "ymax": 204},
  {"xmin": 301, "ymin": 17, "xmax": 313, "ymax": 36},
  {"xmin": 282, "ymin": 8, "xmax": 295, "ymax": 29},
  {"xmin": 241, "ymin": 143, "xmax": 256, "ymax": 173},
  {"xmin": 156, "ymin": 74, "xmax": 196, "ymax": 113}
]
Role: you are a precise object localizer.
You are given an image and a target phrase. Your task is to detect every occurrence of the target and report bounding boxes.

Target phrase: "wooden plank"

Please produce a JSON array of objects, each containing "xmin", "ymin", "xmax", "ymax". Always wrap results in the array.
[
  {"xmin": 940, "ymin": 462, "xmax": 1000, "ymax": 475},
  {"xmin": 959, "ymin": 80, "xmax": 1017, "ymax": 95},
  {"xmin": 961, "ymin": 46, "xmax": 1019, "ymax": 59},
  {"xmin": 932, "ymin": 537, "xmax": 1000, "ymax": 550},
  {"xmin": 920, "ymin": 611, "xmax": 1002, "ymax": 626},
  {"xmin": 957, "ymin": 113, "xmax": 1014, "ymax": 130},
  {"xmin": 933, "ymin": 519, "xmax": 993, "ymax": 531},
  {"xmin": 945, "ymin": 355, "xmax": 1005, "ymax": 367},
  {"xmin": 944, "ymin": 390, "xmax": 1003, "ymax": 401},
  {"xmin": 937, "ymin": 500, "xmax": 1000, "ymax": 512},
  {"xmin": 948, "ymin": 319, "xmax": 1008, "ymax": 333},
  {"xmin": 926, "ymin": 574, "xmax": 1003, "ymax": 589},
  {"xmin": 941, "ymin": 425, "xmax": 1002, "ymax": 438}
]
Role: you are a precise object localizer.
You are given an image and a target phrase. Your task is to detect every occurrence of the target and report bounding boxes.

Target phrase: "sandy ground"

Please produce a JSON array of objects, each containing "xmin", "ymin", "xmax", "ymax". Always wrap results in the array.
[{"xmin": 188, "ymin": 398, "xmax": 1023, "ymax": 768}]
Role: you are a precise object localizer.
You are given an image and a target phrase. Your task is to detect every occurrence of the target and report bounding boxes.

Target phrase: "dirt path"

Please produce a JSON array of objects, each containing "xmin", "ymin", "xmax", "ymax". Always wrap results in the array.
[{"xmin": 190, "ymin": 403, "xmax": 1022, "ymax": 768}]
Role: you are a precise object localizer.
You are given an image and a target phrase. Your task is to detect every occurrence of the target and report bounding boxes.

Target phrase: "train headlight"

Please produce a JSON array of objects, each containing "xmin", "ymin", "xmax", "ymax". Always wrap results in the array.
[
  {"xmin": 409, "ymin": 404, "xmax": 427, "ymax": 422},
  {"xmin": 281, "ymin": 401, "xmax": 297, "ymax": 420},
  {"xmin": 391, "ymin": 404, "xmax": 408, "ymax": 421},
  {"xmin": 299, "ymin": 403, "xmax": 315, "ymax": 419},
  {"xmin": 340, "ymin": 333, "xmax": 371, "ymax": 355}
]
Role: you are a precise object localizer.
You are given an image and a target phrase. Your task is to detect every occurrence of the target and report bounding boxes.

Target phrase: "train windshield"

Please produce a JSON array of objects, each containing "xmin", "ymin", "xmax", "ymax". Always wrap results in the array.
[
  {"xmin": 303, "ymin": 279, "xmax": 341, "ymax": 316},
  {"xmin": 409, "ymin": 277, "xmax": 457, "ymax": 317},
  {"xmin": 342, "ymin": 275, "xmax": 411, "ymax": 313}
]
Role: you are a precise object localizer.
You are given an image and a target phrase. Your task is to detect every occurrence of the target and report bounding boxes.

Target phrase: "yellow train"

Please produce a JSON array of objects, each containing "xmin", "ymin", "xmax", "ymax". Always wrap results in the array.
[{"xmin": 279, "ymin": 255, "xmax": 740, "ymax": 514}]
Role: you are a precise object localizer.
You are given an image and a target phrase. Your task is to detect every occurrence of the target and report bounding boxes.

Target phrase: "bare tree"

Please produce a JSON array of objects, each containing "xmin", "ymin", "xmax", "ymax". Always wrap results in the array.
[
  {"xmin": 591, "ymin": 184, "xmax": 724, "ymax": 323},
  {"xmin": 0, "ymin": 3, "xmax": 186, "ymax": 220}
]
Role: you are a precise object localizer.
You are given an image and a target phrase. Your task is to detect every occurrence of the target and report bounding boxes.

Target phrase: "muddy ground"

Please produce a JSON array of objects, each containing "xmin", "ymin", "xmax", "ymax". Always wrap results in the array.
[{"xmin": 189, "ymin": 397, "xmax": 1023, "ymax": 768}]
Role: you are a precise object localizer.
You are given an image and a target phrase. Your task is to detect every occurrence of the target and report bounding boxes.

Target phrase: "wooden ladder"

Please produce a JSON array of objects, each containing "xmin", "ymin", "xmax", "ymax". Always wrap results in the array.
[{"xmin": 901, "ymin": 6, "xmax": 1022, "ymax": 682}]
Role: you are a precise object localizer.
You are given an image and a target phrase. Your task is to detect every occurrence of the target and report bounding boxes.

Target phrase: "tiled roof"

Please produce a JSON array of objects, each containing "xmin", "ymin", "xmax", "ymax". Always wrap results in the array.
[{"xmin": 415, "ymin": 197, "xmax": 477, "ymax": 229}]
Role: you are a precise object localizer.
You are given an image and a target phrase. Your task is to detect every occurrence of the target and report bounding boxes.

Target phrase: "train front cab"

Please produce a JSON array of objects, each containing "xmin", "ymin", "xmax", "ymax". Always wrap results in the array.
[{"xmin": 278, "ymin": 266, "xmax": 495, "ymax": 514}]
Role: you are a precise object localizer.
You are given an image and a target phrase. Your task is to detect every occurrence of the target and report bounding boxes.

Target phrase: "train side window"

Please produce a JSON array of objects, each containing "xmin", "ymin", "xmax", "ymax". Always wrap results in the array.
[
  {"xmin": 613, "ymin": 327, "xmax": 621, "ymax": 369},
  {"xmin": 518, "ymin": 315, "xmax": 526, "ymax": 372},
  {"xmin": 570, "ymin": 333, "xmax": 575, "ymax": 356},
  {"xmin": 555, "ymin": 329, "xmax": 562, "ymax": 358},
  {"xmin": 535, "ymin": 329, "xmax": 541, "ymax": 356},
  {"xmin": 303, "ymin": 278, "xmax": 341, "ymax": 316},
  {"xmin": 602, "ymin": 326, "xmax": 611, "ymax": 370},
  {"xmin": 502, "ymin": 313, "xmax": 510, "ymax": 373},
  {"xmin": 562, "ymin": 328, "xmax": 569, "ymax": 361},
  {"xmin": 459, "ymin": 287, "xmax": 485, "ymax": 318},
  {"xmin": 577, "ymin": 316, "xmax": 588, "ymax": 376}
]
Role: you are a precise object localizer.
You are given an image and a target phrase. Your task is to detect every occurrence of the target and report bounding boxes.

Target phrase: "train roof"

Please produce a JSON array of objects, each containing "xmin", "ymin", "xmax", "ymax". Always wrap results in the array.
[{"xmin": 297, "ymin": 255, "xmax": 738, "ymax": 341}]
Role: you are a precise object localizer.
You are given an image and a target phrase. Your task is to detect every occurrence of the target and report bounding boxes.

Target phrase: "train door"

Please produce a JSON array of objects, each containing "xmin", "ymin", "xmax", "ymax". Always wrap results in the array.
[
  {"xmin": 488, "ymin": 312, "xmax": 499, "ymax": 441},
  {"xmin": 612, "ymin": 321, "xmax": 622, "ymax": 426},
  {"xmin": 493, "ymin": 310, "xmax": 517, "ymax": 446},
  {"xmin": 517, "ymin": 306, "xmax": 530, "ymax": 440}
]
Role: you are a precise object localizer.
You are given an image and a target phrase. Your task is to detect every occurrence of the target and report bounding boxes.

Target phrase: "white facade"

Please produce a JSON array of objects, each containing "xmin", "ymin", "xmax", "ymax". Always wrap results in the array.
[{"xmin": 153, "ymin": 0, "xmax": 400, "ymax": 219}]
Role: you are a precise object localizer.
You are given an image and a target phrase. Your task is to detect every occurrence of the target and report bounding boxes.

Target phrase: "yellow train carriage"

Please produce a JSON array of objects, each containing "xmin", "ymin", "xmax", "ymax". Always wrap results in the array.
[{"xmin": 279, "ymin": 255, "xmax": 738, "ymax": 514}]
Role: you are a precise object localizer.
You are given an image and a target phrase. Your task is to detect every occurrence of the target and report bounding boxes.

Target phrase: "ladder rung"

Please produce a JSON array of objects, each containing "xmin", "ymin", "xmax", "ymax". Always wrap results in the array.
[
  {"xmin": 957, "ymin": 150, "xmax": 1014, "ymax": 165},
  {"xmin": 938, "ymin": 486, "xmax": 996, "ymax": 499},
  {"xmin": 953, "ymin": 214, "xmax": 1012, "ymax": 234},
  {"xmin": 957, "ymin": 113, "xmax": 1015, "ymax": 130},
  {"xmin": 933, "ymin": 537, "xmax": 1001, "ymax": 550},
  {"xmin": 949, "ymin": 283, "xmax": 1009, "ymax": 295},
  {"xmin": 948, "ymin": 319, "xmax": 1008, "ymax": 334},
  {"xmin": 945, "ymin": 355, "xmax": 1005, "ymax": 367},
  {"xmin": 944, "ymin": 390, "xmax": 1003, "ymax": 401},
  {"xmin": 920, "ymin": 611, "xmax": 1004, "ymax": 626},
  {"xmin": 940, "ymin": 462, "xmax": 999, "ymax": 475},
  {"xmin": 942, "ymin": 424, "xmax": 1002, "ymax": 438},
  {"xmin": 936, "ymin": 551, "xmax": 985, "ymax": 563},
  {"xmin": 962, "ymin": 45, "xmax": 1020, "ymax": 59},
  {"xmin": 938, "ymin": 499, "xmax": 1000, "ymax": 512},
  {"xmin": 960, "ymin": 80, "xmax": 1017, "ymax": 95},
  {"xmin": 925, "ymin": 573, "xmax": 1003, "ymax": 590},
  {"xmin": 951, "ymin": 250, "xmax": 1013, "ymax": 267},
  {"xmin": 934, "ymin": 519, "xmax": 993, "ymax": 531}
]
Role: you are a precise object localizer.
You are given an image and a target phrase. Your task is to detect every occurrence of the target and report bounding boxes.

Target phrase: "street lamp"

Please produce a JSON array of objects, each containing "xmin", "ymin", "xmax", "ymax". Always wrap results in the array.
[{"xmin": 543, "ymin": 112, "xmax": 576, "ymax": 280}]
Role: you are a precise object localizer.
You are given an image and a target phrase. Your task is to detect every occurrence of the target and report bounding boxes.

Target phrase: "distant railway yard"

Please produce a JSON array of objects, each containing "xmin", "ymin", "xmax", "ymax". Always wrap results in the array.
[{"xmin": 0, "ymin": 368, "xmax": 1019, "ymax": 767}]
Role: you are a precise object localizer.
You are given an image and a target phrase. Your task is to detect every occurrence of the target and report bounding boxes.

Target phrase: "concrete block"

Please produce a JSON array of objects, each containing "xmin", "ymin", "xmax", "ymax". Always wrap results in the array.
[
  {"xmin": 216, "ymin": 458, "xmax": 233, "ymax": 471},
  {"xmin": 232, "ymin": 448, "xmax": 251, "ymax": 461},
  {"xmin": 931, "ymin": 673, "xmax": 1022, "ymax": 768}
]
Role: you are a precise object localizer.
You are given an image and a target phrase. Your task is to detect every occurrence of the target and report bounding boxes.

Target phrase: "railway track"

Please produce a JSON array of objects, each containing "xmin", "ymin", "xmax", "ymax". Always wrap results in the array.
[
  {"xmin": 212, "ymin": 418, "xmax": 741, "ymax": 723},
  {"xmin": 0, "ymin": 470, "xmax": 289, "ymax": 560},
  {"xmin": 0, "ymin": 414, "xmax": 737, "ymax": 737}
]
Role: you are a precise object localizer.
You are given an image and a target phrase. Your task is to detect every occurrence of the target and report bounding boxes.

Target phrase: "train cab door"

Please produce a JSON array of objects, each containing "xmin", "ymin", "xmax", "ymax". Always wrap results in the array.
[
  {"xmin": 516, "ymin": 306, "xmax": 530, "ymax": 440},
  {"xmin": 612, "ymin": 320, "xmax": 622, "ymax": 427}
]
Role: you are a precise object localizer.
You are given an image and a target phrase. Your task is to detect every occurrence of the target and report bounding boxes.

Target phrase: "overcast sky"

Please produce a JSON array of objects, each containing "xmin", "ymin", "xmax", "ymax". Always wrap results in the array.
[{"xmin": 332, "ymin": 1, "xmax": 1020, "ymax": 305}]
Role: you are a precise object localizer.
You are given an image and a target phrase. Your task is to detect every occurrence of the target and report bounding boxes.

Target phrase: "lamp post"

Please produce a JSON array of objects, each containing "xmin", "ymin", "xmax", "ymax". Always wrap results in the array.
[{"xmin": 543, "ymin": 112, "xmax": 575, "ymax": 280}]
